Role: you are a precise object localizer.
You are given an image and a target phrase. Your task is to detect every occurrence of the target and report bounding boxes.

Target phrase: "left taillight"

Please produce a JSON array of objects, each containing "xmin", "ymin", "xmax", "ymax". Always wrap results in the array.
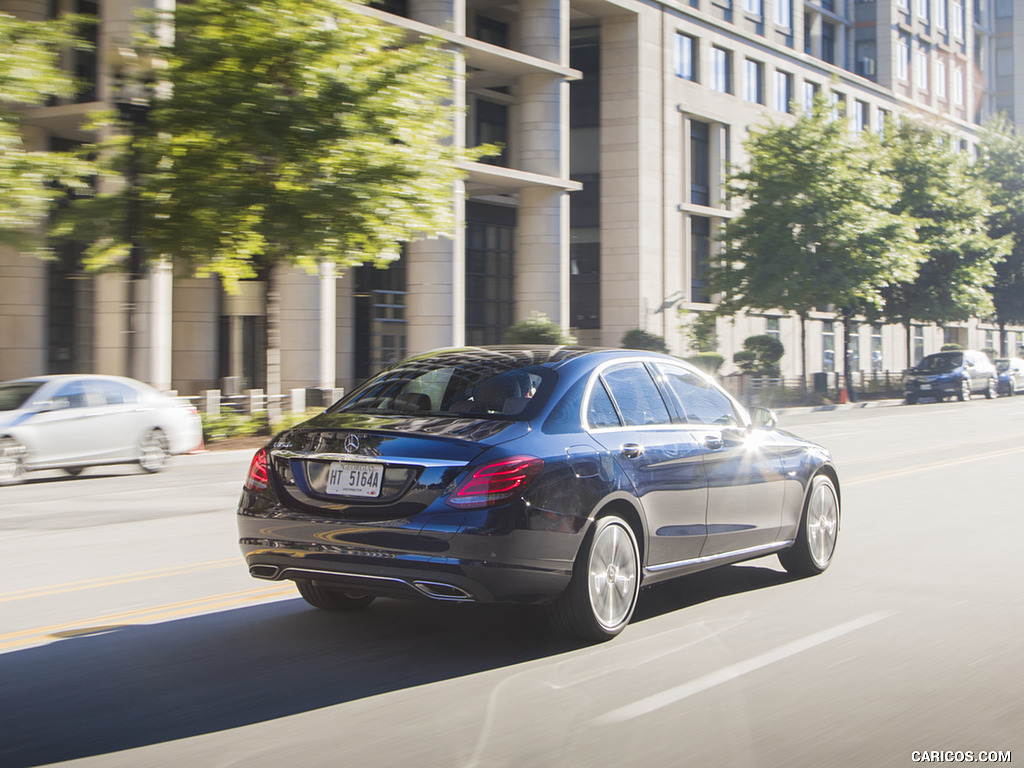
[
  {"xmin": 447, "ymin": 455, "xmax": 544, "ymax": 509},
  {"xmin": 245, "ymin": 448, "xmax": 269, "ymax": 491}
]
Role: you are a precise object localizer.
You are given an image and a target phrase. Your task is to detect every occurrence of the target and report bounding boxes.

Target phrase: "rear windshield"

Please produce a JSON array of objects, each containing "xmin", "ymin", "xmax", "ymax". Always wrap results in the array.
[
  {"xmin": 916, "ymin": 353, "xmax": 963, "ymax": 372},
  {"xmin": 331, "ymin": 356, "xmax": 554, "ymax": 419},
  {"xmin": 997, "ymin": 360, "xmax": 1011, "ymax": 372},
  {"xmin": 0, "ymin": 381, "xmax": 45, "ymax": 411}
]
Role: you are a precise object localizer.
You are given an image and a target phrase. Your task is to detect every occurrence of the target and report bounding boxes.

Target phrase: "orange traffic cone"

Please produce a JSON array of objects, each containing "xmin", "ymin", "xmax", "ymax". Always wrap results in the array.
[{"xmin": 838, "ymin": 387, "xmax": 848, "ymax": 404}]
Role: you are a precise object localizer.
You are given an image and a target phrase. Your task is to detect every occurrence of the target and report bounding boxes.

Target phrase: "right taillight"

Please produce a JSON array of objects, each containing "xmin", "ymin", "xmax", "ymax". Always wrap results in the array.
[
  {"xmin": 447, "ymin": 455, "xmax": 544, "ymax": 509},
  {"xmin": 245, "ymin": 448, "xmax": 269, "ymax": 490}
]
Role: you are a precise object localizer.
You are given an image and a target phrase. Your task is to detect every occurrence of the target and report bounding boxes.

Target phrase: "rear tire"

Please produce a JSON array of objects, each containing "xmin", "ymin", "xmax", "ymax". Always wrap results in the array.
[
  {"xmin": 547, "ymin": 514, "xmax": 640, "ymax": 642},
  {"xmin": 138, "ymin": 429, "xmax": 170, "ymax": 473},
  {"xmin": 296, "ymin": 580, "xmax": 376, "ymax": 611},
  {"xmin": 0, "ymin": 437, "xmax": 26, "ymax": 485},
  {"xmin": 779, "ymin": 474, "xmax": 839, "ymax": 576}
]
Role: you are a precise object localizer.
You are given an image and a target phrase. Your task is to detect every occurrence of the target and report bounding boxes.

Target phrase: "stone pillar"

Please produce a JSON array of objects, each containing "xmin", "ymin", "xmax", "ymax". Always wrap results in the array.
[
  {"xmin": 318, "ymin": 261, "xmax": 336, "ymax": 388},
  {"xmin": 516, "ymin": 187, "xmax": 568, "ymax": 326},
  {"xmin": 146, "ymin": 259, "xmax": 173, "ymax": 390},
  {"xmin": 405, "ymin": 184, "xmax": 466, "ymax": 353}
]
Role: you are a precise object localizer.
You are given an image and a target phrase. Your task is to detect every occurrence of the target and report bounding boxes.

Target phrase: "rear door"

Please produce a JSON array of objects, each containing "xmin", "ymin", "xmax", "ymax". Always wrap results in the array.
[
  {"xmin": 653, "ymin": 363, "xmax": 787, "ymax": 557},
  {"xmin": 585, "ymin": 361, "xmax": 708, "ymax": 567}
]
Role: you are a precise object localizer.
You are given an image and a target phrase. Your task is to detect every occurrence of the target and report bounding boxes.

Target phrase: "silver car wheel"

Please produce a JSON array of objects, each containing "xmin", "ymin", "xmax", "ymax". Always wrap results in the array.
[
  {"xmin": 806, "ymin": 479, "xmax": 839, "ymax": 570},
  {"xmin": 138, "ymin": 429, "xmax": 170, "ymax": 473},
  {"xmin": 587, "ymin": 519, "xmax": 639, "ymax": 631},
  {"xmin": 0, "ymin": 438, "xmax": 26, "ymax": 485}
]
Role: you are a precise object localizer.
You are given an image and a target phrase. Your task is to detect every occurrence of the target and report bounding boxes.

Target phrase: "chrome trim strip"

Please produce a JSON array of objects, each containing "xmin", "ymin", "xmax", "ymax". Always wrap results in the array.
[
  {"xmin": 645, "ymin": 540, "xmax": 794, "ymax": 573},
  {"xmin": 277, "ymin": 567, "xmax": 475, "ymax": 602},
  {"xmin": 271, "ymin": 450, "xmax": 457, "ymax": 468}
]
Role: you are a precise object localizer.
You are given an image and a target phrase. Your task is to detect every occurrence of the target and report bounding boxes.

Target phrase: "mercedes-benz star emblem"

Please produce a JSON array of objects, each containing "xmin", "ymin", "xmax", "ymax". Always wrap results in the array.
[{"xmin": 344, "ymin": 435, "xmax": 360, "ymax": 453}]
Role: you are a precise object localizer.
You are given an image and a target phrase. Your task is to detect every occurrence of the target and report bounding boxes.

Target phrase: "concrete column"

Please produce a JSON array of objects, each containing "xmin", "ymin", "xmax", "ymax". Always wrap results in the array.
[
  {"xmin": 405, "ymin": 183, "xmax": 466, "ymax": 353},
  {"xmin": 515, "ymin": 186, "xmax": 568, "ymax": 326},
  {"xmin": 318, "ymin": 261, "xmax": 336, "ymax": 388},
  {"xmin": 146, "ymin": 259, "xmax": 173, "ymax": 390},
  {"xmin": 519, "ymin": 0, "xmax": 566, "ymax": 65},
  {"xmin": 408, "ymin": 0, "xmax": 462, "ymax": 34}
]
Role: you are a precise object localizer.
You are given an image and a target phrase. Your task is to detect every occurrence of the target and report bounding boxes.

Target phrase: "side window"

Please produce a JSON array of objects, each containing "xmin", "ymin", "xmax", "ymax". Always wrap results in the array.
[
  {"xmin": 600, "ymin": 363, "xmax": 672, "ymax": 426},
  {"xmin": 52, "ymin": 380, "xmax": 102, "ymax": 409},
  {"xmin": 586, "ymin": 379, "xmax": 622, "ymax": 428},
  {"xmin": 101, "ymin": 380, "xmax": 139, "ymax": 405},
  {"xmin": 658, "ymin": 365, "xmax": 740, "ymax": 426}
]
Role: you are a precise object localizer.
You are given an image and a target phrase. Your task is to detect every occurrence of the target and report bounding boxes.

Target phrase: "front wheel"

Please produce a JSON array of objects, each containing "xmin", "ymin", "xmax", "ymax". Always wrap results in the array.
[
  {"xmin": 779, "ymin": 474, "xmax": 839, "ymax": 576},
  {"xmin": 296, "ymin": 580, "xmax": 376, "ymax": 611},
  {"xmin": 957, "ymin": 378, "xmax": 971, "ymax": 402},
  {"xmin": 986, "ymin": 378, "xmax": 997, "ymax": 399},
  {"xmin": 138, "ymin": 429, "xmax": 170, "ymax": 473},
  {"xmin": 547, "ymin": 514, "xmax": 640, "ymax": 642}
]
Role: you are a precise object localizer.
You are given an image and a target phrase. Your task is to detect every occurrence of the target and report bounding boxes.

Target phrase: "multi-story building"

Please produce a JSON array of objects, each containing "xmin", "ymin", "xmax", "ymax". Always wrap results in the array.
[{"xmin": 1, "ymin": 0, "xmax": 1022, "ymax": 395}]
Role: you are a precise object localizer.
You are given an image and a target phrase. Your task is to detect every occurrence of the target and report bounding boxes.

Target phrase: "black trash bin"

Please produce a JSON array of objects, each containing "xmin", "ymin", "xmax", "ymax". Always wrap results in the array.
[{"xmin": 813, "ymin": 372, "xmax": 830, "ymax": 392}]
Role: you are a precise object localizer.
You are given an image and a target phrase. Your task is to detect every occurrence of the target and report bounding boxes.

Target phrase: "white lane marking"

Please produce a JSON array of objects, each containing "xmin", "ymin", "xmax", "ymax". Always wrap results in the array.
[{"xmin": 596, "ymin": 610, "xmax": 896, "ymax": 724}]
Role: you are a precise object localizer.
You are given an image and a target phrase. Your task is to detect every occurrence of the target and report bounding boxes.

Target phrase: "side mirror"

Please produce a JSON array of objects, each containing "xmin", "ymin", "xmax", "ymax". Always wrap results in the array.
[
  {"xmin": 35, "ymin": 400, "xmax": 68, "ymax": 413},
  {"xmin": 750, "ymin": 406, "xmax": 777, "ymax": 430}
]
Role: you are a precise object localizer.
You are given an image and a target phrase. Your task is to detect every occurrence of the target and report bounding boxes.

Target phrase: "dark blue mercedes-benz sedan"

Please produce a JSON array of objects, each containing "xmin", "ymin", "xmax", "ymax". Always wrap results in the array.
[{"xmin": 237, "ymin": 346, "xmax": 840, "ymax": 642}]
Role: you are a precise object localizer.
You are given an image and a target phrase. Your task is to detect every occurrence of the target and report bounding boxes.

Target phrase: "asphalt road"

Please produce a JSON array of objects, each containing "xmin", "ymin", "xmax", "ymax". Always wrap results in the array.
[{"xmin": 1, "ymin": 399, "xmax": 1021, "ymax": 768}]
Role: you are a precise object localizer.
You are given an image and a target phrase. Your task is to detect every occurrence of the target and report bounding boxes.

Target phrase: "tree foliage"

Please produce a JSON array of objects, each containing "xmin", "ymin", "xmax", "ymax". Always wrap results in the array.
[
  {"xmin": 0, "ymin": 12, "xmax": 95, "ymax": 252},
  {"xmin": 58, "ymin": 0, "xmax": 472, "ymax": 285},
  {"xmin": 709, "ymin": 99, "xmax": 922, "ymax": 381},
  {"xmin": 733, "ymin": 334, "xmax": 784, "ymax": 376},
  {"xmin": 502, "ymin": 313, "xmax": 577, "ymax": 345},
  {"xmin": 880, "ymin": 122, "xmax": 1005, "ymax": 330},
  {"xmin": 976, "ymin": 116, "xmax": 1024, "ymax": 345},
  {"xmin": 621, "ymin": 329, "xmax": 668, "ymax": 353}
]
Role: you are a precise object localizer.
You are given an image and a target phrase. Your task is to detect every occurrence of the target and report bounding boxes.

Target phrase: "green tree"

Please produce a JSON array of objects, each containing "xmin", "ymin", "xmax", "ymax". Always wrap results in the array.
[
  {"xmin": 621, "ymin": 329, "xmax": 668, "ymax": 353},
  {"xmin": 733, "ymin": 334, "xmax": 784, "ymax": 376},
  {"xmin": 59, "ymin": 0, "xmax": 477, "ymax": 404},
  {"xmin": 502, "ymin": 313, "xmax": 576, "ymax": 345},
  {"xmin": 880, "ymin": 122, "xmax": 1006, "ymax": 364},
  {"xmin": 710, "ymin": 98, "xmax": 922, "ymax": 394},
  {"xmin": 0, "ymin": 12, "xmax": 94, "ymax": 252},
  {"xmin": 977, "ymin": 116, "xmax": 1024, "ymax": 356}
]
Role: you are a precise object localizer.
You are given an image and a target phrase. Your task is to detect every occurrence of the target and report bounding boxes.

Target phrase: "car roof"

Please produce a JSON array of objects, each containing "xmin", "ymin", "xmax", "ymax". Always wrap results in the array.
[{"xmin": 0, "ymin": 374, "xmax": 150, "ymax": 388}]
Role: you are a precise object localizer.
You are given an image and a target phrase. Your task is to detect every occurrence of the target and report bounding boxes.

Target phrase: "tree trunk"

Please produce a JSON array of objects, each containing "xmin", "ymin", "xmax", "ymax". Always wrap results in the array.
[
  {"xmin": 905, "ymin": 320, "xmax": 913, "ymax": 371},
  {"xmin": 800, "ymin": 313, "xmax": 808, "ymax": 392},
  {"xmin": 998, "ymin": 319, "xmax": 1007, "ymax": 357},
  {"xmin": 841, "ymin": 311, "xmax": 855, "ymax": 401}
]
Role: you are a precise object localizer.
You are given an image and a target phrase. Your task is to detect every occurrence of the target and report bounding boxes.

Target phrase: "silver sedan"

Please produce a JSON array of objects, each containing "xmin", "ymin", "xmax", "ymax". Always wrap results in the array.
[{"xmin": 0, "ymin": 374, "xmax": 203, "ymax": 484}]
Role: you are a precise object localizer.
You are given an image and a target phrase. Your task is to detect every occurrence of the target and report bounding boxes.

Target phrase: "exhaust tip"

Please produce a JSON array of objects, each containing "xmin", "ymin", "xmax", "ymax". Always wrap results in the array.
[
  {"xmin": 249, "ymin": 564, "xmax": 280, "ymax": 580},
  {"xmin": 412, "ymin": 581, "xmax": 473, "ymax": 601}
]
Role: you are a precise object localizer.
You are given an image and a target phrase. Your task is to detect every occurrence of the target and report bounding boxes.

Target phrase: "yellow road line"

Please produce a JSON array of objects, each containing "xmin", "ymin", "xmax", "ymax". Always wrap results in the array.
[
  {"xmin": 844, "ymin": 444, "xmax": 1024, "ymax": 487},
  {"xmin": 0, "ymin": 584, "xmax": 294, "ymax": 652},
  {"xmin": 0, "ymin": 558, "xmax": 239, "ymax": 603}
]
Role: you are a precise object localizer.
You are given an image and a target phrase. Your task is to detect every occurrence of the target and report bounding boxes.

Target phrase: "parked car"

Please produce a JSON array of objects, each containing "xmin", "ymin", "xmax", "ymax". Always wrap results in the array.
[
  {"xmin": 0, "ymin": 374, "xmax": 203, "ymax": 484},
  {"xmin": 903, "ymin": 350, "xmax": 997, "ymax": 403},
  {"xmin": 237, "ymin": 346, "xmax": 840, "ymax": 642},
  {"xmin": 995, "ymin": 357, "xmax": 1024, "ymax": 396}
]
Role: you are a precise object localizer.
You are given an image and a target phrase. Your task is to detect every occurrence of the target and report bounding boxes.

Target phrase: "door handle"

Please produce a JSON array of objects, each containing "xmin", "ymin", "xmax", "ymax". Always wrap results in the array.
[
  {"xmin": 704, "ymin": 434, "xmax": 724, "ymax": 450},
  {"xmin": 620, "ymin": 443, "xmax": 644, "ymax": 459}
]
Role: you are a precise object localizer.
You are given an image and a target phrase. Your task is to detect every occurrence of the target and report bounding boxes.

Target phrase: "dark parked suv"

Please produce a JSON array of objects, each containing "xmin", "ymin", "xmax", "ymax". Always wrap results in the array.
[{"xmin": 904, "ymin": 350, "xmax": 997, "ymax": 403}]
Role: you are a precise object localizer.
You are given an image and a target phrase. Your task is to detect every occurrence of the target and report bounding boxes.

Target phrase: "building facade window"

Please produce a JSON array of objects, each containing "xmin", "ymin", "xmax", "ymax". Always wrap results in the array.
[
  {"xmin": 854, "ymin": 100, "xmax": 869, "ymax": 133},
  {"xmin": 690, "ymin": 216, "xmax": 712, "ymax": 304},
  {"xmin": 936, "ymin": 0, "xmax": 947, "ymax": 30},
  {"xmin": 848, "ymin": 323, "xmax": 861, "ymax": 372},
  {"xmin": 916, "ymin": 0, "xmax": 928, "ymax": 20},
  {"xmin": 689, "ymin": 119, "xmax": 711, "ymax": 206},
  {"xmin": 744, "ymin": 0, "xmax": 763, "ymax": 15},
  {"xmin": 674, "ymin": 33, "xmax": 698, "ymax": 81},
  {"xmin": 953, "ymin": 66, "xmax": 964, "ymax": 105},
  {"xmin": 952, "ymin": 0, "xmax": 964, "ymax": 37},
  {"xmin": 822, "ymin": 321, "xmax": 836, "ymax": 372},
  {"xmin": 766, "ymin": 316, "xmax": 781, "ymax": 342},
  {"xmin": 897, "ymin": 35, "xmax": 910, "ymax": 81},
  {"xmin": 803, "ymin": 80, "xmax": 820, "ymax": 111},
  {"xmin": 774, "ymin": 0, "xmax": 792, "ymax": 28},
  {"xmin": 465, "ymin": 203, "xmax": 515, "ymax": 345},
  {"xmin": 877, "ymin": 108, "xmax": 889, "ymax": 135},
  {"xmin": 774, "ymin": 70, "xmax": 794, "ymax": 113},
  {"xmin": 744, "ymin": 59, "xmax": 764, "ymax": 104},
  {"xmin": 936, "ymin": 58, "xmax": 947, "ymax": 99},
  {"xmin": 821, "ymin": 22, "xmax": 836, "ymax": 64},
  {"xmin": 871, "ymin": 326, "xmax": 883, "ymax": 372},
  {"xmin": 915, "ymin": 45, "xmax": 929, "ymax": 89},
  {"xmin": 711, "ymin": 47, "xmax": 732, "ymax": 94}
]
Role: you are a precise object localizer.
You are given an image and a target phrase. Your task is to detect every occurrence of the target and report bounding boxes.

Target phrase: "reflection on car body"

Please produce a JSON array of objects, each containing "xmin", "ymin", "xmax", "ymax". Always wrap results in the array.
[
  {"xmin": 237, "ymin": 346, "xmax": 840, "ymax": 642},
  {"xmin": 0, "ymin": 374, "xmax": 203, "ymax": 484}
]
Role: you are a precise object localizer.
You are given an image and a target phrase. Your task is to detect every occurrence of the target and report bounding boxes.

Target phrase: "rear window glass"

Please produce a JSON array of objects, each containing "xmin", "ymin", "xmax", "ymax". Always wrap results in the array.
[
  {"xmin": 0, "ymin": 382, "xmax": 44, "ymax": 411},
  {"xmin": 332, "ymin": 354, "xmax": 554, "ymax": 419}
]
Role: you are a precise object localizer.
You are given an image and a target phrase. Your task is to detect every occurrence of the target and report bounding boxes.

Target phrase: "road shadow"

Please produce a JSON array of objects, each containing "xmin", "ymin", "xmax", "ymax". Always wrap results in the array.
[{"xmin": 0, "ymin": 563, "xmax": 792, "ymax": 767}]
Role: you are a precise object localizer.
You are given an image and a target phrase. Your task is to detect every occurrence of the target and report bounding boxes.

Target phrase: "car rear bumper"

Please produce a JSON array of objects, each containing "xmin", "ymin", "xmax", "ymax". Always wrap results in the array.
[{"xmin": 237, "ymin": 511, "xmax": 578, "ymax": 605}]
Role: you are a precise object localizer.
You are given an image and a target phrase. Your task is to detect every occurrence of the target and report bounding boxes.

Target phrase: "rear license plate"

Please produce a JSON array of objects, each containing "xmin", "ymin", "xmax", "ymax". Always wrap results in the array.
[
  {"xmin": 326, "ymin": 462, "xmax": 383, "ymax": 498},
  {"xmin": 920, "ymin": 384, "xmax": 931, "ymax": 390}
]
